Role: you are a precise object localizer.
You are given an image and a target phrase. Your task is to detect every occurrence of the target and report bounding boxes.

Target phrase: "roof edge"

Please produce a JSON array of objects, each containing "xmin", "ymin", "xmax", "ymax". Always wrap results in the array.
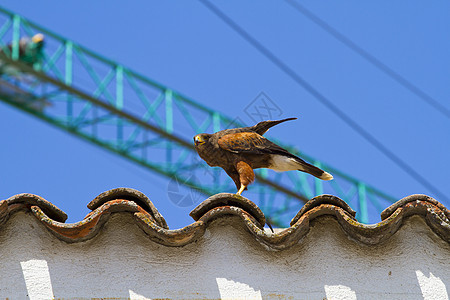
[{"xmin": 1, "ymin": 190, "xmax": 448, "ymax": 249}]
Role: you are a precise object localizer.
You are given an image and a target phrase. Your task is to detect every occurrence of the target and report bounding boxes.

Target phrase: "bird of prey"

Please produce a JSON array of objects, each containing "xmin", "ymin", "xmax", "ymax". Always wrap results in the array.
[
  {"xmin": 0, "ymin": 33, "xmax": 45, "ymax": 77},
  {"xmin": 0, "ymin": 33, "xmax": 45, "ymax": 66},
  {"xmin": 193, "ymin": 117, "xmax": 333, "ymax": 195}
]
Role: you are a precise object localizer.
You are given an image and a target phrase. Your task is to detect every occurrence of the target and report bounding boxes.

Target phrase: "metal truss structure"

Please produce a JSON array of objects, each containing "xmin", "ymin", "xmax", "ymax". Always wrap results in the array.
[{"xmin": 0, "ymin": 6, "xmax": 396, "ymax": 226}]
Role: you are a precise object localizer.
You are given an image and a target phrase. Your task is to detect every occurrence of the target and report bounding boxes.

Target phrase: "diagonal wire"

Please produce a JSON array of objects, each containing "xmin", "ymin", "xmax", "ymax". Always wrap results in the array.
[
  {"xmin": 198, "ymin": 0, "xmax": 449, "ymax": 202},
  {"xmin": 284, "ymin": 0, "xmax": 450, "ymax": 120}
]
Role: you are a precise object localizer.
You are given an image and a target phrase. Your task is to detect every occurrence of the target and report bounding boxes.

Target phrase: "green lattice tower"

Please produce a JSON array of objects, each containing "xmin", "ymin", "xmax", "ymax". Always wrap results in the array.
[{"xmin": 0, "ymin": 6, "xmax": 396, "ymax": 226}]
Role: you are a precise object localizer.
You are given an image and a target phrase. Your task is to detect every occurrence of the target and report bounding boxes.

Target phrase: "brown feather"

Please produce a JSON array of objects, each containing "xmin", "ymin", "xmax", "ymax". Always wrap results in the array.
[
  {"xmin": 236, "ymin": 161, "xmax": 255, "ymax": 187},
  {"xmin": 250, "ymin": 117, "xmax": 297, "ymax": 135},
  {"xmin": 218, "ymin": 132, "xmax": 293, "ymax": 157}
]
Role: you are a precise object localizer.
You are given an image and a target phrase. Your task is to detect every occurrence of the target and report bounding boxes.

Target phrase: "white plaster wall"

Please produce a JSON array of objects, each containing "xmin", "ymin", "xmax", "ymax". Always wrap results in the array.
[{"xmin": 0, "ymin": 211, "xmax": 448, "ymax": 299}]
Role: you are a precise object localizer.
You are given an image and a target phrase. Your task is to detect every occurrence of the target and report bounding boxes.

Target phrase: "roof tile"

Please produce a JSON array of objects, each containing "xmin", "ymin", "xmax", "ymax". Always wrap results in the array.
[
  {"xmin": 190, "ymin": 193, "xmax": 266, "ymax": 228},
  {"xmin": 1, "ymin": 189, "xmax": 449, "ymax": 249}
]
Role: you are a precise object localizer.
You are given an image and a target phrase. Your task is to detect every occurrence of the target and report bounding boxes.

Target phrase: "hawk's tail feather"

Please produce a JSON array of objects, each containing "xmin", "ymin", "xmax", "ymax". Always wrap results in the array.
[
  {"xmin": 319, "ymin": 171, "xmax": 333, "ymax": 180},
  {"xmin": 294, "ymin": 158, "xmax": 333, "ymax": 181},
  {"xmin": 269, "ymin": 154, "xmax": 333, "ymax": 180}
]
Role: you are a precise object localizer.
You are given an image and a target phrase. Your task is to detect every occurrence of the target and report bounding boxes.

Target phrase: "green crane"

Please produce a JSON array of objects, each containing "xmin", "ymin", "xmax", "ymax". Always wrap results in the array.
[{"xmin": 0, "ymin": 6, "xmax": 396, "ymax": 226}]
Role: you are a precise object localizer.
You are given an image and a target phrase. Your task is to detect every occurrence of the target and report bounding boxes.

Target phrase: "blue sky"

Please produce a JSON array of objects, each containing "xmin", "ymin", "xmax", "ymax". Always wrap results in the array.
[{"xmin": 1, "ymin": 1, "xmax": 449, "ymax": 228}]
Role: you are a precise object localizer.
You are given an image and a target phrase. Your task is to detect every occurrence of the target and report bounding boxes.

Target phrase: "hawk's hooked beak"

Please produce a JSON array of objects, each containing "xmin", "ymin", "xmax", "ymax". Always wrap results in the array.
[{"xmin": 194, "ymin": 135, "xmax": 205, "ymax": 146}]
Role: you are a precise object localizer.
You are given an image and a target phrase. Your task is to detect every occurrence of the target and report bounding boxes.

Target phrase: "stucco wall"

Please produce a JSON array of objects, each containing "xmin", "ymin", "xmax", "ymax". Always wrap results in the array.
[{"xmin": 0, "ymin": 211, "xmax": 448, "ymax": 299}]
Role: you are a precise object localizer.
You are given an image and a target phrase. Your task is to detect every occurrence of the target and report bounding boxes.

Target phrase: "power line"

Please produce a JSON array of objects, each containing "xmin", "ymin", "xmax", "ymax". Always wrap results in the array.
[
  {"xmin": 198, "ymin": 0, "xmax": 449, "ymax": 202},
  {"xmin": 284, "ymin": 0, "xmax": 450, "ymax": 120}
]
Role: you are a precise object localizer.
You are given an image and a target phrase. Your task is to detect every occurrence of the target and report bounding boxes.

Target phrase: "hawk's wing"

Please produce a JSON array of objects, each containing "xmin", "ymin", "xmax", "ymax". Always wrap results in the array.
[
  {"xmin": 218, "ymin": 132, "xmax": 290, "ymax": 156},
  {"xmin": 250, "ymin": 117, "xmax": 297, "ymax": 135},
  {"xmin": 218, "ymin": 132, "xmax": 332, "ymax": 180}
]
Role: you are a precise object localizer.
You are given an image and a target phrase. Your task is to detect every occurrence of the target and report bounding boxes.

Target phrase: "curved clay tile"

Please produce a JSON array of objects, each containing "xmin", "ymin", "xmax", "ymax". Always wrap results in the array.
[
  {"xmin": 6, "ymin": 193, "xmax": 67, "ymax": 222},
  {"xmin": 290, "ymin": 194, "xmax": 356, "ymax": 225},
  {"xmin": 190, "ymin": 193, "xmax": 266, "ymax": 228},
  {"xmin": 1, "ymin": 189, "xmax": 449, "ymax": 249},
  {"xmin": 87, "ymin": 187, "xmax": 168, "ymax": 229}
]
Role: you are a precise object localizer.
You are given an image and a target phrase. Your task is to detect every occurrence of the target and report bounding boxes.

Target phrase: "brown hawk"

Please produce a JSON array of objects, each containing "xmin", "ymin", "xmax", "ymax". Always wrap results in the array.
[{"xmin": 193, "ymin": 118, "xmax": 333, "ymax": 195}]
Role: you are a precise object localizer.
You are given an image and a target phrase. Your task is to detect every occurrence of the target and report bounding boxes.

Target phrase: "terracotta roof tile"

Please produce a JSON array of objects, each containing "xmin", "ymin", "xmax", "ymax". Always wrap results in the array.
[
  {"xmin": 87, "ymin": 187, "xmax": 168, "ymax": 229},
  {"xmin": 290, "ymin": 194, "xmax": 356, "ymax": 225},
  {"xmin": 1, "ymin": 188, "xmax": 449, "ymax": 250},
  {"xmin": 6, "ymin": 193, "xmax": 67, "ymax": 222},
  {"xmin": 190, "ymin": 193, "xmax": 266, "ymax": 228}
]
